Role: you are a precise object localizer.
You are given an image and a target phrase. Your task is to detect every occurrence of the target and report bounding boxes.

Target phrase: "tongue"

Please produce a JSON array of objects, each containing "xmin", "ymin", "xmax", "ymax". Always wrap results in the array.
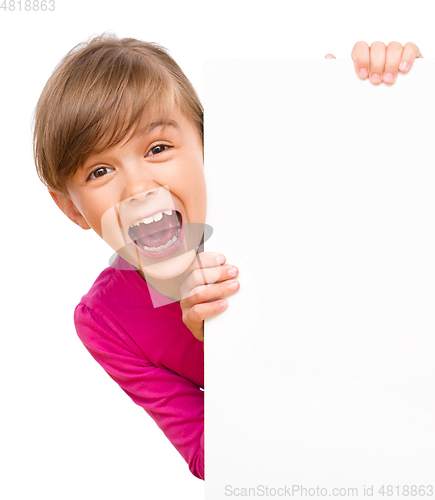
[{"xmin": 131, "ymin": 212, "xmax": 181, "ymax": 248}]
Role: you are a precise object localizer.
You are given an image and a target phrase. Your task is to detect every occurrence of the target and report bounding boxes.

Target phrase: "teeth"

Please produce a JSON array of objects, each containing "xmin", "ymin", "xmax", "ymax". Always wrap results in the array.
[{"xmin": 130, "ymin": 210, "xmax": 175, "ymax": 228}]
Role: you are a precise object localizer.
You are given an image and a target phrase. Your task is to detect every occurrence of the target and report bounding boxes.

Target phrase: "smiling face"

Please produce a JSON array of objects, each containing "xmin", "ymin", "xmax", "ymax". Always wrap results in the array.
[{"xmin": 59, "ymin": 106, "xmax": 207, "ymax": 280}]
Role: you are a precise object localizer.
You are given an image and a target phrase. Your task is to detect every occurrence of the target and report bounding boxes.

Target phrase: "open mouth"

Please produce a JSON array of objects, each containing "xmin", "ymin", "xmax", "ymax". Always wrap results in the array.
[{"xmin": 128, "ymin": 210, "xmax": 183, "ymax": 257}]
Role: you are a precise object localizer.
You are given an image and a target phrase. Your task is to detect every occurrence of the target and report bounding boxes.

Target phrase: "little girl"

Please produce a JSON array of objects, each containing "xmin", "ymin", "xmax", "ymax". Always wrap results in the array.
[{"xmin": 33, "ymin": 34, "xmax": 422, "ymax": 480}]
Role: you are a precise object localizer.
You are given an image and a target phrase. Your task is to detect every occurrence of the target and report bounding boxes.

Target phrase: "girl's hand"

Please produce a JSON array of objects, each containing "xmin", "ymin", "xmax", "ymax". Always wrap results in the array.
[
  {"xmin": 325, "ymin": 41, "xmax": 423, "ymax": 85},
  {"xmin": 179, "ymin": 252, "xmax": 240, "ymax": 342}
]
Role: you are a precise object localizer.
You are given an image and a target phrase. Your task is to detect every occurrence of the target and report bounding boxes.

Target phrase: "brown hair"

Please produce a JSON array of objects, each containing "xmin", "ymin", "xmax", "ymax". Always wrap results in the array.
[{"xmin": 33, "ymin": 33, "xmax": 203, "ymax": 194}]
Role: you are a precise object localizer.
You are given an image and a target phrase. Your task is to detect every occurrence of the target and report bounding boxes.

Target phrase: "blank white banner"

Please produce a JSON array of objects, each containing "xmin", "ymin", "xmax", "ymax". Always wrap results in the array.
[{"xmin": 204, "ymin": 59, "xmax": 435, "ymax": 499}]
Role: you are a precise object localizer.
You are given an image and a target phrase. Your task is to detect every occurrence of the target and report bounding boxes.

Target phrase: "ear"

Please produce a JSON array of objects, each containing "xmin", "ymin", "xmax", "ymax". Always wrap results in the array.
[{"xmin": 49, "ymin": 190, "xmax": 91, "ymax": 230}]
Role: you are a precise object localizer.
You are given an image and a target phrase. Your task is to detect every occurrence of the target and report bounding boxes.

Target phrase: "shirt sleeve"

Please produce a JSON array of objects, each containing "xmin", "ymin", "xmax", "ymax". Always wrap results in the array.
[{"xmin": 74, "ymin": 303, "xmax": 204, "ymax": 480}]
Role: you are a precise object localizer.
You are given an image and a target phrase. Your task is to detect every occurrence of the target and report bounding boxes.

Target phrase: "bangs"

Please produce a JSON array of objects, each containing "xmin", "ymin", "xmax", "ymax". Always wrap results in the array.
[
  {"xmin": 62, "ymin": 50, "xmax": 178, "ymax": 180},
  {"xmin": 90, "ymin": 90, "xmax": 176, "ymax": 156},
  {"xmin": 87, "ymin": 63, "xmax": 177, "ymax": 156}
]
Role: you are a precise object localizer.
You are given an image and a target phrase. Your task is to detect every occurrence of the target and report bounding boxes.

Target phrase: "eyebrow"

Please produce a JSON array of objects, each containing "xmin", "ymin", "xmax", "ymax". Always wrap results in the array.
[{"xmin": 138, "ymin": 119, "xmax": 182, "ymax": 137}]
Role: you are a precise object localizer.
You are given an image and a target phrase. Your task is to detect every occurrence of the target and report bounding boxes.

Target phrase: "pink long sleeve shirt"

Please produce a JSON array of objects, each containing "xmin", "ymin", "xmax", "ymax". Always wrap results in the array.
[{"xmin": 74, "ymin": 255, "xmax": 205, "ymax": 479}]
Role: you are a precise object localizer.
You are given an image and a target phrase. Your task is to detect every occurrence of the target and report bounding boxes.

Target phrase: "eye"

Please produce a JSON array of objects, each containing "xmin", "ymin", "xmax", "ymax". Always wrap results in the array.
[
  {"xmin": 147, "ymin": 144, "xmax": 171, "ymax": 156},
  {"xmin": 87, "ymin": 166, "xmax": 114, "ymax": 181}
]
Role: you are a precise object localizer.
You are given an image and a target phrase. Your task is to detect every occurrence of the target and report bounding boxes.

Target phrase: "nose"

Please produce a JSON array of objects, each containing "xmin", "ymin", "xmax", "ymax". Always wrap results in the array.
[
  {"xmin": 121, "ymin": 161, "xmax": 160, "ymax": 203},
  {"xmin": 126, "ymin": 186, "xmax": 160, "ymax": 203}
]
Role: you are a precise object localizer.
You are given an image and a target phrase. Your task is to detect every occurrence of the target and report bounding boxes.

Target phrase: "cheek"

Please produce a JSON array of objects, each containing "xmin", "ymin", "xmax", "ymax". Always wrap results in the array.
[
  {"xmin": 162, "ymin": 156, "xmax": 206, "ymax": 219},
  {"xmin": 99, "ymin": 205, "xmax": 125, "ymax": 247},
  {"xmin": 82, "ymin": 196, "xmax": 118, "ymax": 242}
]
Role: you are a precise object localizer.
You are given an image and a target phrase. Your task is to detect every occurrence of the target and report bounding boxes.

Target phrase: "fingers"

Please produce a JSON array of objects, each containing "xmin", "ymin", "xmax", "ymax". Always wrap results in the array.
[
  {"xmin": 383, "ymin": 42, "xmax": 402, "ymax": 83},
  {"xmin": 180, "ymin": 252, "xmax": 224, "ymax": 293},
  {"xmin": 351, "ymin": 40, "xmax": 387, "ymax": 84},
  {"xmin": 399, "ymin": 41, "xmax": 423, "ymax": 73},
  {"xmin": 181, "ymin": 265, "xmax": 224, "ymax": 296},
  {"xmin": 180, "ymin": 275, "xmax": 240, "ymax": 342},
  {"xmin": 368, "ymin": 41, "xmax": 387, "ymax": 84},
  {"xmin": 351, "ymin": 40, "xmax": 422, "ymax": 85},
  {"xmin": 182, "ymin": 263, "xmax": 238, "ymax": 294},
  {"xmin": 182, "ymin": 279, "xmax": 239, "ymax": 334},
  {"xmin": 181, "ymin": 267, "xmax": 239, "ymax": 304},
  {"xmin": 179, "ymin": 251, "xmax": 240, "ymax": 342},
  {"xmin": 183, "ymin": 299, "xmax": 230, "ymax": 342},
  {"xmin": 351, "ymin": 41, "xmax": 370, "ymax": 80},
  {"xmin": 181, "ymin": 252, "xmax": 238, "ymax": 292},
  {"xmin": 325, "ymin": 54, "xmax": 336, "ymax": 59}
]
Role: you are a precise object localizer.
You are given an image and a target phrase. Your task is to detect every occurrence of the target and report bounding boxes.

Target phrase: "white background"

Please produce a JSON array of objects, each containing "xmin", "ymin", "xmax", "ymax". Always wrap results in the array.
[
  {"xmin": 1, "ymin": 1, "xmax": 435, "ymax": 499},
  {"xmin": 204, "ymin": 59, "xmax": 435, "ymax": 498}
]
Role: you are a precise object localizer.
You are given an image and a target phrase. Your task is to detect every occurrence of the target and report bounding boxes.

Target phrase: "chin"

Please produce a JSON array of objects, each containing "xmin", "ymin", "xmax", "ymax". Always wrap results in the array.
[{"xmin": 142, "ymin": 249, "xmax": 197, "ymax": 280}]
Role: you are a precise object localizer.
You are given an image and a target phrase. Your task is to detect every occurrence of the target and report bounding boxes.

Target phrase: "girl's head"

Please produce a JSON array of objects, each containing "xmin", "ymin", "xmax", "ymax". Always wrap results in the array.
[{"xmin": 34, "ymin": 33, "xmax": 207, "ymax": 280}]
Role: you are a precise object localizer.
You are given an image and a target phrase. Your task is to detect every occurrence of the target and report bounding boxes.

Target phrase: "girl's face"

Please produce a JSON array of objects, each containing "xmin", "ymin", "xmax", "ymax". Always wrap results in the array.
[{"xmin": 58, "ymin": 106, "xmax": 207, "ymax": 280}]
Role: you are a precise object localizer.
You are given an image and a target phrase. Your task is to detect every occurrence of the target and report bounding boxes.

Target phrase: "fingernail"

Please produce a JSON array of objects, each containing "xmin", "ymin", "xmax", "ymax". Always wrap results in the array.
[
  {"xmin": 220, "ymin": 301, "xmax": 228, "ymax": 309},
  {"xmin": 217, "ymin": 255, "xmax": 225, "ymax": 265},
  {"xmin": 399, "ymin": 62, "xmax": 409, "ymax": 72},
  {"xmin": 383, "ymin": 73, "xmax": 394, "ymax": 83},
  {"xmin": 359, "ymin": 68, "xmax": 368, "ymax": 78},
  {"xmin": 228, "ymin": 267, "xmax": 238, "ymax": 277},
  {"xmin": 371, "ymin": 74, "xmax": 381, "ymax": 83},
  {"xmin": 229, "ymin": 281, "xmax": 239, "ymax": 291}
]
